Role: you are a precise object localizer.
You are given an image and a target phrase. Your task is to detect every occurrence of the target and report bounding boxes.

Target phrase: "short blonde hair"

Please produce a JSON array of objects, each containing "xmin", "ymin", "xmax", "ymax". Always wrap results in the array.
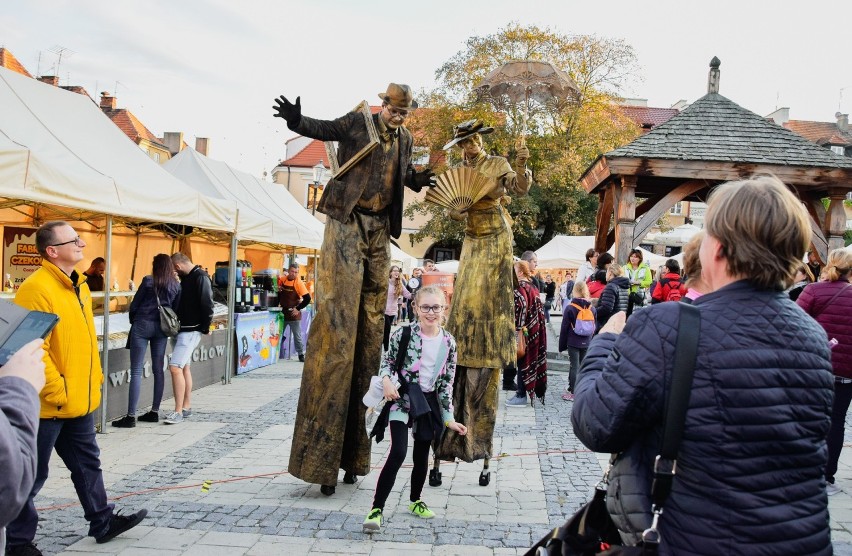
[
  {"xmin": 704, "ymin": 175, "xmax": 810, "ymax": 290},
  {"xmin": 607, "ymin": 264, "xmax": 624, "ymax": 279},
  {"xmin": 572, "ymin": 280, "xmax": 590, "ymax": 298},
  {"xmin": 823, "ymin": 248, "xmax": 852, "ymax": 282}
]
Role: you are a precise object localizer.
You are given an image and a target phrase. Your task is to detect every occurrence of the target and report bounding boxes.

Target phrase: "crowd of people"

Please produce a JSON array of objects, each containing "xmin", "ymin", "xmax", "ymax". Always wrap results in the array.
[{"xmin": 2, "ymin": 83, "xmax": 850, "ymax": 555}]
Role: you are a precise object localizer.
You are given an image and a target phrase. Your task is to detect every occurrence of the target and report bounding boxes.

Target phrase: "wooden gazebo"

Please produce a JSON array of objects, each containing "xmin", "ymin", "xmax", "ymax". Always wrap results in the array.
[{"xmin": 580, "ymin": 57, "xmax": 852, "ymax": 264}]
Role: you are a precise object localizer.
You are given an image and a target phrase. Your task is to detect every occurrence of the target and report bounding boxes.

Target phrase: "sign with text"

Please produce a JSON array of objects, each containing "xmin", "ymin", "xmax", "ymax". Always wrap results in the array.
[{"xmin": 3, "ymin": 226, "xmax": 41, "ymax": 289}]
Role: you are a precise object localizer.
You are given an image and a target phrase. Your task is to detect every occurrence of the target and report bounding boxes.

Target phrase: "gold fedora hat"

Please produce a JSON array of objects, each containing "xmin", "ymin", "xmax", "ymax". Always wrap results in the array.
[{"xmin": 377, "ymin": 83, "xmax": 419, "ymax": 111}]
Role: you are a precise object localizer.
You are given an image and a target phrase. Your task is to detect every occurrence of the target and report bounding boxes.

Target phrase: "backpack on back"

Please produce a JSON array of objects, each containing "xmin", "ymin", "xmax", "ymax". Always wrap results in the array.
[
  {"xmin": 570, "ymin": 303, "xmax": 596, "ymax": 336},
  {"xmin": 663, "ymin": 279, "xmax": 683, "ymax": 302}
]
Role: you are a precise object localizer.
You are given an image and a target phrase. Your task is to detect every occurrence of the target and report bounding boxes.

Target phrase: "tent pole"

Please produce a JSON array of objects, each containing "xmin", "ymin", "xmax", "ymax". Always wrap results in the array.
[
  {"xmin": 98, "ymin": 215, "xmax": 113, "ymax": 433},
  {"xmin": 224, "ymin": 230, "xmax": 238, "ymax": 385},
  {"xmin": 313, "ymin": 249, "xmax": 318, "ymax": 313}
]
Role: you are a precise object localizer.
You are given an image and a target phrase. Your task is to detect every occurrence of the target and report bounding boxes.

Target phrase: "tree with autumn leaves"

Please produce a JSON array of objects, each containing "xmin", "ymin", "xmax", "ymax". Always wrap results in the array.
[{"xmin": 404, "ymin": 23, "xmax": 641, "ymax": 254}]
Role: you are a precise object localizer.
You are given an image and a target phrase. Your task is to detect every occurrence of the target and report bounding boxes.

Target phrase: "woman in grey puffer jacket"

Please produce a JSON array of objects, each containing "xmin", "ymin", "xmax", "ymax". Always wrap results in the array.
[
  {"xmin": 572, "ymin": 176, "xmax": 833, "ymax": 555},
  {"xmin": 596, "ymin": 264, "xmax": 629, "ymax": 331}
]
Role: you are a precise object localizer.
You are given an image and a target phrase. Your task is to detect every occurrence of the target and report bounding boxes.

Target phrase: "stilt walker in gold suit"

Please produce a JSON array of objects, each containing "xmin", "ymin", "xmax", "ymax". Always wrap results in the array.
[
  {"xmin": 432, "ymin": 120, "xmax": 530, "ymax": 486},
  {"xmin": 272, "ymin": 84, "xmax": 435, "ymax": 495}
]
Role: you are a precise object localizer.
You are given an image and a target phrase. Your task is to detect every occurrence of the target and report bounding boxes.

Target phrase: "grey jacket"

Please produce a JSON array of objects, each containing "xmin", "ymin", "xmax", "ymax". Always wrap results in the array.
[
  {"xmin": 290, "ymin": 112, "xmax": 421, "ymax": 239},
  {"xmin": 0, "ymin": 376, "xmax": 39, "ymax": 529}
]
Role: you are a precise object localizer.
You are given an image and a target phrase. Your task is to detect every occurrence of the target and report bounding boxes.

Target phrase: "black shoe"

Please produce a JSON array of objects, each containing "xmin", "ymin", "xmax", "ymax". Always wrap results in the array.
[
  {"xmin": 95, "ymin": 509, "xmax": 148, "ymax": 544},
  {"xmin": 320, "ymin": 484, "xmax": 335, "ymax": 496},
  {"xmin": 137, "ymin": 411, "xmax": 159, "ymax": 423},
  {"xmin": 298, "ymin": 353, "xmax": 305, "ymax": 362},
  {"xmin": 111, "ymin": 415, "xmax": 136, "ymax": 428},
  {"xmin": 5, "ymin": 542, "xmax": 42, "ymax": 556},
  {"xmin": 343, "ymin": 472, "xmax": 357, "ymax": 484},
  {"xmin": 502, "ymin": 382, "xmax": 517, "ymax": 391}
]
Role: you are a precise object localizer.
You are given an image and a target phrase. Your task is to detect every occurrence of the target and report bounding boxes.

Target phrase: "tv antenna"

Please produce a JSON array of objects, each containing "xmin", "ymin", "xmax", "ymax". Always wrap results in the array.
[{"xmin": 48, "ymin": 45, "xmax": 75, "ymax": 80}]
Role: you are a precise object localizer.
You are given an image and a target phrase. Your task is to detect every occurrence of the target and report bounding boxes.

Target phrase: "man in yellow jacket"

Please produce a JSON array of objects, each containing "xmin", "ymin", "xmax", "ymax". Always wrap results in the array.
[{"xmin": 5, "ymin": 221, "xmax": 147, "ymax": 556}]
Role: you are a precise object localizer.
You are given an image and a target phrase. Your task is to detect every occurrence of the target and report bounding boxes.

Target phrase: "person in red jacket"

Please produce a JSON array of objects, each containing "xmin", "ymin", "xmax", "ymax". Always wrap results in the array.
[
  {"xmin": 650, "ymin": 259, "xmax": 686, "ymax": 303},
  {"xmin": 797, "ymin": 247, "xmax": 852, "ymax": 495}
]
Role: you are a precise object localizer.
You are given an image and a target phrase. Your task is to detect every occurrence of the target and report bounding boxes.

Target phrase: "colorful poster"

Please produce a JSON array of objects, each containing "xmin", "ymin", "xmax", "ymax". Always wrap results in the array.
[
  {"xmin": 234, "ymin": 311, "xmax": 282, "ymax": 374},
  {"xmin": 3, "ymin": 226, "xmax": 41, "ymax": 290}
]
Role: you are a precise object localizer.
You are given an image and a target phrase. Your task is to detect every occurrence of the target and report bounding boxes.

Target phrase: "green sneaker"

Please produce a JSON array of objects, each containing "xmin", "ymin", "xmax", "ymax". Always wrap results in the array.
[
  {"xmin": 408, "ymin": 500, "xmax": 435, "ymax": 519},
  {"xmin": 363, "ymin": 508, "xmax": 382, "ymax": 532}
]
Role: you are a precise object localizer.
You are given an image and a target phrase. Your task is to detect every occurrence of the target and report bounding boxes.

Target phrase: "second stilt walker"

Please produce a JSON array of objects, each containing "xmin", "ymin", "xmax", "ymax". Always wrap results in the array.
[{"xmin": 433, "ymin": 119, "xmax": 531, "ymax": 485}]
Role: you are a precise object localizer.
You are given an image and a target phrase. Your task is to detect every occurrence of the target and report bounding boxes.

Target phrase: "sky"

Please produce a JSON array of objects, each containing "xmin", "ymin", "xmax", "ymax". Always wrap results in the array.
[{"xmin": 3, "ymin": 0, "xmax": 851, "ymax": 179}]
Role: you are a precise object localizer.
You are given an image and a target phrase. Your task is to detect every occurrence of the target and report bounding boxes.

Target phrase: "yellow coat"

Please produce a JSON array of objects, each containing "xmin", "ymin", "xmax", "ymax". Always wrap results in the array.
[{"xmin": 15, "ymin": 261, "xmax": 102, "ymax": 418}]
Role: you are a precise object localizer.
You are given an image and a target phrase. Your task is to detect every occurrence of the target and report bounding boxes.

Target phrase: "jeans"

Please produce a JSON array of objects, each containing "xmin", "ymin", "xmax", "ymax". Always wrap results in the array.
[
  {"xmin": 128, "ymin": 319, "xmax": 168, "ymax": 415},
  {"xmin": 6, "ymin": 413, "xmax": 113, "ymax": 546},
  {"xmin": 567, "ymin": 346, "xmax": 587, "ymax": 393},
  {"xmin": 826, "ymin": 381, "xmax": 852, "ymax": 483},
  {"xmin": 284, "ymin": 320, "xmax": 305, "ymax": 355},
  {"xmin": 544, "ymin": 298, "xmax": 553, "ymax": 323},
  {"xmin": 372, "ymin": 420, "xmax": 430, "ymax": 510}
]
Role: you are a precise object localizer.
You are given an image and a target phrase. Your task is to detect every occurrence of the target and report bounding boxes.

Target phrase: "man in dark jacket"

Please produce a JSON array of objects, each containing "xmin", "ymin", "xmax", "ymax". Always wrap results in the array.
[
  {"xmin": 572, "ymin": 175, "xmax": 833, "ymax": 555},
  {"xmin": 273, "ymin": 84, "xmax": 435, "ymax": 494},
  {"xmin": 166, "ymin": 253, "xmax": 213, "ymax": 425}
]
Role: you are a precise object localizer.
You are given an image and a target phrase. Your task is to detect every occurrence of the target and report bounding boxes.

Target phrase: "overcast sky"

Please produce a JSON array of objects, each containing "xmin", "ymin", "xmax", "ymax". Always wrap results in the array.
[{"xmin": 3, "ymin": 0, "xmax": 851, "ymax": 178}]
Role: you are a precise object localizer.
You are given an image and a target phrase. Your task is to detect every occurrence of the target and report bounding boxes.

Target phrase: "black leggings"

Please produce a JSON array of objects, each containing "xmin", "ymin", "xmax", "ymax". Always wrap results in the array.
[
  {"xmin": 372, "ymin": 420, "xmax": 431, "ymax": 510},
  {"xmin": 383, "ymin": 315, "xmax": 395, "ymax": 351}
]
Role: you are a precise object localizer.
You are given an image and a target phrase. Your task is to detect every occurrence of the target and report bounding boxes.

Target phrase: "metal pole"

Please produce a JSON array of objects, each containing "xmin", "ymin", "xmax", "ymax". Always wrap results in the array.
[
  {"xmin": 98, "ymin": 215, "xmax": 113, "ymax": 433},
  {"xmin": 224, "ymin": 214, "xmax": 239, "ymax": 384}
]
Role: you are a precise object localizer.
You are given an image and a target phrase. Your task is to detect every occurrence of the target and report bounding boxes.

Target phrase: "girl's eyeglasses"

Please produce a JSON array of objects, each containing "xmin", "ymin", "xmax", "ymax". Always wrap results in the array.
[{"xmin": 418, "ymin": 305, "xmax": 443, "ymax": 313}]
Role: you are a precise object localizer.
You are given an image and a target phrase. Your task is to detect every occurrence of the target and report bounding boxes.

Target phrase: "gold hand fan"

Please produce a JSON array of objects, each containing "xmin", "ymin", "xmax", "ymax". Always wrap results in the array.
[{"xmin": 425, "ymin": 167, "xmax": 492, "ymax": 211}]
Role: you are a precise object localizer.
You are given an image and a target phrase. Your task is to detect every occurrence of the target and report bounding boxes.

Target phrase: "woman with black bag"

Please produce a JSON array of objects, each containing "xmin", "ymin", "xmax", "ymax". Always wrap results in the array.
[
  {"xmin": 568, "ymin": 176, "xmax": 834, "ymax": 555},
  {"xmin": 363, "ymin": 286, "xmax": 467, "ymax": 533},
  {"xmin": 112, "ymin": 254, "xmax": 180, "ymax": 427}
]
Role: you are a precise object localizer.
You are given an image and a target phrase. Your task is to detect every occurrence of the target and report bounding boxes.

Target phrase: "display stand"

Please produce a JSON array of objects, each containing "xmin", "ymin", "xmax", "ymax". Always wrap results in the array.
[{"xmin": 234, "ymin": 310, "xmax": 284, "ymax": 374}]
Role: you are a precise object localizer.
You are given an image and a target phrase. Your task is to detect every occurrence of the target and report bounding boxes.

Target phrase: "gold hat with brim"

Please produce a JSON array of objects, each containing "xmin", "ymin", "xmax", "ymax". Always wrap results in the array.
[
  {"xmin": 378, "ymin": 83, "xmax": 419, "ymax": 111},
  {"xmin": 442, "ymin": 119, "xmax": 495, "ymax": 150}
]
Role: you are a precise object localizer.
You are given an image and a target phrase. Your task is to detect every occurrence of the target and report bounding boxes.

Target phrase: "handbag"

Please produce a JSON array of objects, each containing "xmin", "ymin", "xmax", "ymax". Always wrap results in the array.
[
  {"xmin": 527, "ymin": 304, "xmax": 700, "ymax": 556},
  {"xmin": 517, "ymin": 328, "xmax": 527, "ymax": 359},
  {"xmin": 154, "ymin": 284, "xmax": 180, "ymax": 337}
]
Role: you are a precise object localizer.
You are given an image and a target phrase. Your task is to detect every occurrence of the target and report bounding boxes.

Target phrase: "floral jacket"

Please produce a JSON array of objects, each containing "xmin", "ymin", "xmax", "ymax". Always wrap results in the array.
[{"xmin": 378, "ymin": 322, "xmax": 457, "ymax": 425}]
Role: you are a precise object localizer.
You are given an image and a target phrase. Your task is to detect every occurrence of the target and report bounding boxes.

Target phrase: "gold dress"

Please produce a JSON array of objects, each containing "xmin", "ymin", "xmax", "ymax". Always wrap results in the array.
[{"xmin": 436, "ymin": 151, "xmax": 530, "ymax": 462}]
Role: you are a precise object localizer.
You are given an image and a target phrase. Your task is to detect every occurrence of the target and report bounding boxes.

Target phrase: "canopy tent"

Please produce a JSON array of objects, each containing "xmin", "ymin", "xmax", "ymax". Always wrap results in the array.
[
  {"xmin": 390, "ymin": 243, "xmax": 418, "ymax": 273},
  {"xmin": 435, "ymin": 259, "xmax": 459, "ymax": 274},
  {"xmin": 644, "ymin": 223, "xmax": 702, "ymax": 247},
  {"xmin": 0, "ymin": 66, "xmax": 237, "ymax": 233},
  {"xmin": 535, "ymin": 235, "xmax": 595, "ymax": 268},
  {"xmin": 163, "ymin": 148, "xmax": 323, "ymax": 249}
]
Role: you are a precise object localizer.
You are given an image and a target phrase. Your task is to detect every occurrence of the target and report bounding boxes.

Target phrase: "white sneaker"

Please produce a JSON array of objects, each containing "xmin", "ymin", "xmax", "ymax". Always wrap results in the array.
[
  {"xmin": 827, "ymin": 482, "xmax": 842, "ymax": 496},
  {"xmin": 164, "ymin": 411, "xmax": 184, "ymax": 425}
]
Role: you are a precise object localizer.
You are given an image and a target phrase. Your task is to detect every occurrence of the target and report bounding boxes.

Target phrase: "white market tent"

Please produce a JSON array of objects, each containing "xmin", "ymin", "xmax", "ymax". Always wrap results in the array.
[
  {"xmin": 163, "ymin": 148, "xmax": 323, "ymax": 249},
  {"xmin": 434, "ymin": 259, "xmax": 459, "ymax": 274},
  {"xmin": 0, "ymin": 66, "xmax": 237, "ymax": 232},
  {"xmin": 536, "ymin": 234, "xmax": 669, "ymax": 269},
  {"xmin": 391, "ymin": 244, "xmax": 418, "ymax": 273}
]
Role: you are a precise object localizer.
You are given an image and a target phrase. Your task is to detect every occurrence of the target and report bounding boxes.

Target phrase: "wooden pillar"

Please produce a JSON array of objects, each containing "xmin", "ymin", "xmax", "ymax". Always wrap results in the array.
[
  {"xmin": 826, "ymin": 188, "xmax": 848, "ymax": 252},
  {"xmin": 595, "ymin": 188, "xmax": 614, "ymax": 255},
  {"xmin": 614, "ymin": 176, "xmax": 637, "ymax": 265}
]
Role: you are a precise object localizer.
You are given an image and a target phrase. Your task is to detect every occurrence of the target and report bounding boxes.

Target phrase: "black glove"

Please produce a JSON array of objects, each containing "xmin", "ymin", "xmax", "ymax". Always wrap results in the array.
[
  {"xmin": 411, "ymin": 168, "xmax": 436, "ymax": 190},
  {"xmin": 272, "ymin": 95, "xmax": 301, "ymax": 127}
]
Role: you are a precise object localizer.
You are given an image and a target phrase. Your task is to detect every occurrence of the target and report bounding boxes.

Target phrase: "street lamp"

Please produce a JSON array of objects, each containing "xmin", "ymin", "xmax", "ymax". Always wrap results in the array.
[{"xmin": 310, "ymin": 160, "xmax": 326, "ymax": 216}]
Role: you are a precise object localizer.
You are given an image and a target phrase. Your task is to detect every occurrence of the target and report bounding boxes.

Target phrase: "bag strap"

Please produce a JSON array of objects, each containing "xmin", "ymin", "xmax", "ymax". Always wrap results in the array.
[
  {"xmin": 393, "ymin": 325, "xmax": 412, "ymax": 395},
  {"xmin": 643, "ymin": 303, "xmax": 700, "ymax": 548},
  {"xmin": 153, "ymin": 281, "xmax": 163, "ymax": 309},
  {"xmin": 816, "ymin": 283, "xmax": 851, "ymax": 319}
]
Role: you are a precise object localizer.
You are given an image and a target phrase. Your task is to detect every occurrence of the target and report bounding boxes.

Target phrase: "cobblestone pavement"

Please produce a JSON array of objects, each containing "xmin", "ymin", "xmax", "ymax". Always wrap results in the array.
[{"xmin": 19, "ymin": 318, "xmax": 852, "ymax": 555}]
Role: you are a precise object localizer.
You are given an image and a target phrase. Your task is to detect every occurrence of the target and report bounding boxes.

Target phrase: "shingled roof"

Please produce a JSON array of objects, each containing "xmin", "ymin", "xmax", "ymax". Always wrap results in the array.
[
  {"xmin": 606, "ymin": 92, "xmax": 852, "ymax": 169},
  {"xmin": 785, "ymin": 120, "xmax": 852, "ymax": 147},
  {"xmin": 0, "ymin": 48, "xmax": 32, "ymax": 78}
]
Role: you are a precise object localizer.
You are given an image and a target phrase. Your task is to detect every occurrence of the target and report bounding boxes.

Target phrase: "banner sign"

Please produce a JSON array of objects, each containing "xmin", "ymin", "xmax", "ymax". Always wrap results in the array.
[
  {"xmin": 3, "ymin": 227, "xmax": 41, "ymax": 290},
  {"xmin": 234, "ymin": 310, "xmax": 282, "ymax": 374}
]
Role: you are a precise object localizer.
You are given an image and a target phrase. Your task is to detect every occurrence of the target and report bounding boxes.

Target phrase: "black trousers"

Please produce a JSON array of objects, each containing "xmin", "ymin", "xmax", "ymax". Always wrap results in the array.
[
  {"xmin": 827, "ymin": 381, "xmax": 852, "ymax": 483},
  {"xmin": 383, "ymin": 315, "xmax": 395, "ymax": 351},
  {"xmin": 372, "ymin": 420, "xmax": 431, "ymax": 510}
]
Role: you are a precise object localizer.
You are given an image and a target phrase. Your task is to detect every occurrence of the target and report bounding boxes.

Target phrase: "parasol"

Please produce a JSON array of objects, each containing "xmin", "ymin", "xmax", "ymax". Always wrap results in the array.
[{"xmin": 475, "ymin": 60, "xmax": 579, "ymax": 142}]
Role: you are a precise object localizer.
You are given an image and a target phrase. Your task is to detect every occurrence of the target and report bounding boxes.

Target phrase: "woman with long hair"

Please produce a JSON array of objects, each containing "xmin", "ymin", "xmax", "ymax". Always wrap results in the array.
[
  {"xmin": 797, "ymin": 248, "xmax": 852, "ymax": 495},
  {"xmin": 383, "ymin": 266, "xmax": 410, "ymax": 351},
  {"xmin": 506, "ymin": 260, "xmax": 547, "ymax": 407},
  {"xmin": 112, "ymin": 254, "xmax": 181, "ymax": 427}
]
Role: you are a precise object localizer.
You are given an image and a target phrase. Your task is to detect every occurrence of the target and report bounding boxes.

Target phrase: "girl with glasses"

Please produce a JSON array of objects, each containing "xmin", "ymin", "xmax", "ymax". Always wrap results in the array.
[{"xmin": 364, "ymin": 286, "xmax": 467, "ymax": 533}]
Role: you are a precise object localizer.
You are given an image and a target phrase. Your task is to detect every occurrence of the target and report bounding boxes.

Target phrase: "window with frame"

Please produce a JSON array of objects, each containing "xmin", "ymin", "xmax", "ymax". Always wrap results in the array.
[
  {"xmin": 412, "ymin": 147, "xmax": 430, "ymax": 166},
  {"xmin": 831, "ymin": 145, "xmax": 845, "ymax": 156},
  {"xmin": 669, "ymin": 202, "xmax": 683, "ymax": 215}
]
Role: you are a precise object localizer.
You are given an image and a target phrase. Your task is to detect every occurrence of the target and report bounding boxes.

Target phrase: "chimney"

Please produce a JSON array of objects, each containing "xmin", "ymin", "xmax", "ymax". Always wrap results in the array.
[
  {"xmin": 708, "ymin": 57, "xmax": 720, "ymax": 94},
  {"xmin": 99, "ymin": 91, "xmax": 116, "ymax": 111},
  {"xmin": 38, "ymin": 75, "xmax": 59, "ymax": 86},
  {"xmin": 162, "ymin": 132, "xmax": 184, "ymax": 156},
  {"xmin": 767, "ymin": 107, "xmax": 790, "ymax": 126},
  {"xmin": 195, "ymin": 137, "xmax": 210, "ymax": 156},
  {"xmin": 837, "ymin": 112, "xmax": 849, "ymax": 132}
]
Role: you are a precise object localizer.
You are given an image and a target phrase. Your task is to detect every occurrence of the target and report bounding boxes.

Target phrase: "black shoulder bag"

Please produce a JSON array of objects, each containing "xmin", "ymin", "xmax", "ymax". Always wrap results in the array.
[
  {"xmin": 154, "ymin": 284, "xmax": 181, "ymax": 337},
  {"xmin": 527, "ymin": 304, "xmax": 700, "ymax": 556}
]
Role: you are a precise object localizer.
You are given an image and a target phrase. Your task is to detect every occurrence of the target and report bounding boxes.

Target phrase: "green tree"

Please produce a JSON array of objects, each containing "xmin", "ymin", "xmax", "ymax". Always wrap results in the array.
[{"xmin": 404, "ymin": 23, "xmax": 640, "ymax": 254}]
